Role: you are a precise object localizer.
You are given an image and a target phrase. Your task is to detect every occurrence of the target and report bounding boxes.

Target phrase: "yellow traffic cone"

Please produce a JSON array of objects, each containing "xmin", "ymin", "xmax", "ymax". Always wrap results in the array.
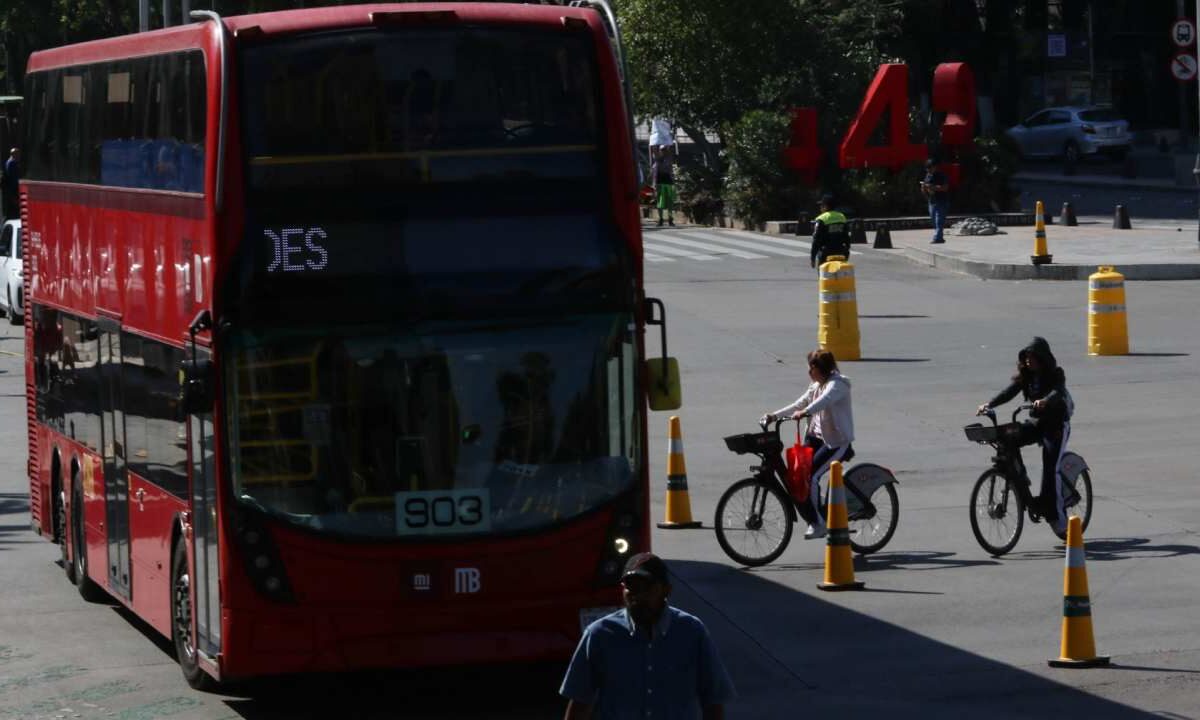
[
  {"xmin": 1048, "ymin": 516, "xmax": 1110, "ymax": 668},
  {"xmin": 657, "ymin": 416, "xmax": 702, "ymax": 529},
  {"xmin": 1031, "ymin": 200, "xmax": 1053, "ymax": 265},
  {"xmin": 817, "ymin": 461, "xmax": 864, "ymax": 591}
]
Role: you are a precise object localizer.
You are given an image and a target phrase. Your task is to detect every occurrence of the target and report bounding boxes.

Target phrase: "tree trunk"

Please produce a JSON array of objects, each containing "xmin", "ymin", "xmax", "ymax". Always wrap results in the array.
[{"xmin": 679, "ymin": 123, "xmax": 721, "ymax": 170}]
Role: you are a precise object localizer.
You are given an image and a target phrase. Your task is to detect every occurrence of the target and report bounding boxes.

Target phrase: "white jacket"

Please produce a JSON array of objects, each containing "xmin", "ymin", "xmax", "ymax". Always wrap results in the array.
[{"xmin": 771, "ymin": 371, "xmax": 855, "ymax": 447}]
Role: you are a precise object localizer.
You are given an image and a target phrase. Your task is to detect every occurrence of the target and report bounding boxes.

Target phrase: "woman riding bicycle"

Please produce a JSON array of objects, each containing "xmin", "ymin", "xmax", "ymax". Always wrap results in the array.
[
  {"xmin": 762, "ymin": 349, "xmax": 854, "ymax": 541},
  {"xmin": 977, "ymin": 336, "xmax": 1074, "ymax": 534}
]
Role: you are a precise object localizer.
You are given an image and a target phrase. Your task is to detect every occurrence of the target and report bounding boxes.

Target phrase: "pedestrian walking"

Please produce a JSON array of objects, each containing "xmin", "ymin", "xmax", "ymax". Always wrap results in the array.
[
  {"xmin": 811, "ymin": 194, "xmax": 849, "ymax": 268},
  {"xmin": 1, "ymin": 148, "xmax": 19, "ymax": 221},
  {"xmin": 561, "ymin": 552, "xmax": 735, "ymax": 720},
  {"xmin": 920, "ymin": 158, "xmax": 949, "ymax": 244},
  {"xmin": 651, "ymin": 146, "xmax": 676, "ymax": 227}
]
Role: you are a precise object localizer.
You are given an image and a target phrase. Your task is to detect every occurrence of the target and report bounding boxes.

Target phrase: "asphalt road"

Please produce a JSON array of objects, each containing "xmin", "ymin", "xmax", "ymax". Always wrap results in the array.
[{"xmin": 2, "ymin": 224, "xmax": 1199, "ymax": 718}]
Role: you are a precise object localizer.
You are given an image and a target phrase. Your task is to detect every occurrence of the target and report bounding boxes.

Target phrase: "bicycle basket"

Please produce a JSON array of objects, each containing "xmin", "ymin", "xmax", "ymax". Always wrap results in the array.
[
  {"xmin": 724, "ymin": 432, "xmax": 782, "ymax": 455},
  {"xmin": 963, "ymin": 422, "xmax": 1021, "ymax": 443}
]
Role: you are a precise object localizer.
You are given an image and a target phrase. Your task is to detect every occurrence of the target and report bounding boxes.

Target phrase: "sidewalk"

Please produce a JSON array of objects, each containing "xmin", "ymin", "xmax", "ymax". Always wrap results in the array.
[{"xmin": 880, "ymin": 221, "xmax": 1200, "ymax": 280}]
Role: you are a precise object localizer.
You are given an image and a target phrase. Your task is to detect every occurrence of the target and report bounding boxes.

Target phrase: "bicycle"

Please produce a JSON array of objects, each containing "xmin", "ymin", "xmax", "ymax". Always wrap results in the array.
[
  {"xmin": 963, "ymin": 405, "xmax": 1093, "ymax": 556},
  {"xmin": 714, "ymin": 418, "xmax": 899, "ymax": 567}
]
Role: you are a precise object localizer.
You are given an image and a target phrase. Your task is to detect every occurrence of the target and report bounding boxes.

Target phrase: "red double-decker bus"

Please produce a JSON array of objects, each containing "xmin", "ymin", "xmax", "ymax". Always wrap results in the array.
[{"xmin": 22, "ymin": 2, "xmax": 680, "ymax": 689}]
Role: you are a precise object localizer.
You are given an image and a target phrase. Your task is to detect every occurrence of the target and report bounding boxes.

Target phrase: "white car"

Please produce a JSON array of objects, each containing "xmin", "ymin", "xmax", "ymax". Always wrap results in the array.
[
  {"xmin": 1004, "ymin": 106, "xmax": 1132, "ymax": 163},
  {"xmin": 0, "ymin": 218, "xmax": 23, "ymax": 324}
]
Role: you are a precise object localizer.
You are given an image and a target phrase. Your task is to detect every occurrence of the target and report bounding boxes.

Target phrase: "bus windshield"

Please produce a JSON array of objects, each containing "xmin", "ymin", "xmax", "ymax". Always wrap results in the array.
[
  {"xmin": 240, "ymin": 27, "xmax": 601, "ymax": 190},
  {"xmin": 226, "ymin": 313, "xmax": 640, "ymax": 539}
]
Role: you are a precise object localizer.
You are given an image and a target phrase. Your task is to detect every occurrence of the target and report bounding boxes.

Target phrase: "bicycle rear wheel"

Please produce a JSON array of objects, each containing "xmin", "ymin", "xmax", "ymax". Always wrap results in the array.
[
  {"xmin": 714, "ymin": 478, "xmax": 794, "ymax": 567},
  {"xmin": 844, "ymin": 464, "xmax": 899, "ymax": 555},
  {"xmin": 970, "ymin": 469, "xmax": 1024, "ymax": 556},
  {"xmin": 1052, "ymin": 469, "xmax": 1093, "ymax": 541}
]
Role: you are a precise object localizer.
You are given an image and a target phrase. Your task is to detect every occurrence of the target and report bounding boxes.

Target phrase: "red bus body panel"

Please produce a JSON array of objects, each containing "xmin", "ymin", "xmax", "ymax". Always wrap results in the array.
[{"xmin": 26, "ymin": 3, "xmax": 648, "ymax": 683}]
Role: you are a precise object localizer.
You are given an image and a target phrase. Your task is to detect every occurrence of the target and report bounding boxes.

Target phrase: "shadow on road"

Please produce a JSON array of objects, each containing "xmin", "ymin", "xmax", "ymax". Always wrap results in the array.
[
  {"xmin": 1125, "ymin": 352, "xmax": 1191, "ymax": 358},
  {"xmin": 0, "ymin": 491, "xmax": 29, "ymax": 516},
  {"xmin": 1006, "ymin": 536, "xmax": 1200, "ymax": 563},
  {"xmin": 219, "ymin": 664, "xmax": 565, "ymax": 719},
  {"xmin": 859, "ymin": 314, "xmax": 931, "ymax": 319},
  {"xmin": 671, "ymin": 559, "xmax": 1168, "ymax": 716}
]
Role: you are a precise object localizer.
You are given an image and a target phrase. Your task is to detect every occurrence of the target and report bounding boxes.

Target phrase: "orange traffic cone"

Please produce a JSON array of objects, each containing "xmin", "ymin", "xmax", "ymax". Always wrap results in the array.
[
  {"xmin": 1031, "ymin": 200, "xmax": 1053, "ymax": 265},
  {"xmin": 657, "ymin": 416, "xmax": 701, "ymax": 529},
  {"xmin": 817, "ymin": 461, "xmax": 864, "ymax": 591},
  {"xmin": 1048, "ymin": 516, "xmax": 1110, "ymax": 668}
]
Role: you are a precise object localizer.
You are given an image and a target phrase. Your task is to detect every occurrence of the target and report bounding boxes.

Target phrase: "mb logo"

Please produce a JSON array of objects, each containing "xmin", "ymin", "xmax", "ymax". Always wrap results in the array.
[{"xmin": 454, "ymin": 567, "xmax": 481, "ymax": 594}]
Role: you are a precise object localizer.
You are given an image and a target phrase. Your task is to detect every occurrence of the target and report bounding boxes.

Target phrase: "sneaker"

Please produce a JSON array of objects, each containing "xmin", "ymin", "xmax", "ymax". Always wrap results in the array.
[
  {"xmin": 656, "ymin": 219, "xmax": 664, "ymax": 227},
  {"xmin": 1051, "ymin": 517, "xmax": 1067, "ymax": 536},
  {"xmin": 804, "ymin": 524, "xmax": 827, "ymax": 540},
  {"xmin": 930, "ymin": 239, "xmax": 945, "ymax": 244},
  {"xmin": 668, "ymin": 218, "xmax": 675, "ymax": 226}
]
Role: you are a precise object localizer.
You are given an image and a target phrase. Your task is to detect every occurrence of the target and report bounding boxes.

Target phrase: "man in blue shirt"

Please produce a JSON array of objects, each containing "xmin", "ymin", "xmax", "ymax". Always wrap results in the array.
[
  {"xmin": 920, "ymin": 157, "xmax": 950, "ymax": 244},
  {"xmin": 560, "ymin": 553, "xmax": 735, "ymax": 720}
]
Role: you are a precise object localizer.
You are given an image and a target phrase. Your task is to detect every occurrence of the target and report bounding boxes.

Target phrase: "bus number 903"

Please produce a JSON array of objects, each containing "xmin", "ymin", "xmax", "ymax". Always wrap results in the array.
[{"xmin": 394, "ymin": 490, "xmax": 492, "ymax": 536}]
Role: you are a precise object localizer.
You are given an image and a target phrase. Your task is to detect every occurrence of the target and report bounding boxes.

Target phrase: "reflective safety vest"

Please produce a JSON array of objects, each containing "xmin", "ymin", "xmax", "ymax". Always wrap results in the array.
[{"xmin": 815, "ymin": 210, "xmax": 847, "ymax": 232}]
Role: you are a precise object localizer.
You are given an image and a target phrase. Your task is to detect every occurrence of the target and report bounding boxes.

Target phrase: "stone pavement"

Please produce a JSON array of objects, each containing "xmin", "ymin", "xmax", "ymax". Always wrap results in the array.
[{"xmin": 878, "ymin": 220, "xmax": 1200, "ymax": 280}]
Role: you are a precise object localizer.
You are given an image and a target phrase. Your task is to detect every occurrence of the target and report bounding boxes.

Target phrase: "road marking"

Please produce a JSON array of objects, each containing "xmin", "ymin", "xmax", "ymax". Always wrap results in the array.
[
  {"xmin": 717, "ymin": 228, "xmax": 814, "ymax": 249},
  {"xmin": 642, "ymin": 242, "xmax": 719, "ymax": 261},
  {"xmin": 650, "ymin": 234, "xmax": 766, "ymax": 259},
  {"xmin": 644, "ymin": 251, "xmax": 675, "ymax": 263},
  {"xmin": 674, "ymin": 230, "xmax": 808, "ymax": 258}
]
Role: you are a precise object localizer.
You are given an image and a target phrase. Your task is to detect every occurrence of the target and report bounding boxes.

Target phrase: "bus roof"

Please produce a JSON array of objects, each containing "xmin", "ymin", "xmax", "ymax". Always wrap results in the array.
[{"xmin": 27, "ymin": 3, "xmax": 603, "ymax": 72}]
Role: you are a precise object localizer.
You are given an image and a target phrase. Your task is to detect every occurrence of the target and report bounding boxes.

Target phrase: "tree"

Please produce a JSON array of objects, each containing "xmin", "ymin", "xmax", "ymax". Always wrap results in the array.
[{"xmin": 619, "ymin": 0, "xmax": 903, "ymax": 169}]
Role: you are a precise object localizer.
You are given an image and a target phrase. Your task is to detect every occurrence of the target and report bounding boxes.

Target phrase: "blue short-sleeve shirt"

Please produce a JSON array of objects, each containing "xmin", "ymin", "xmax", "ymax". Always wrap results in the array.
[{"xmin": 560, "ymin": 606, "xmax": 736, "ymax": 720}]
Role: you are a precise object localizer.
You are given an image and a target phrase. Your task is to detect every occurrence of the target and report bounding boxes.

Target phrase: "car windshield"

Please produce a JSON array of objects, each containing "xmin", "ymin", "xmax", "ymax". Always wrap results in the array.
[
  {"xmin": 1078, "ymin": 109, "xmax": 1121, "ymax": 122},
  {"xmin": 226, "ymin": 314, "xmax": 640, "ymax": 539}
]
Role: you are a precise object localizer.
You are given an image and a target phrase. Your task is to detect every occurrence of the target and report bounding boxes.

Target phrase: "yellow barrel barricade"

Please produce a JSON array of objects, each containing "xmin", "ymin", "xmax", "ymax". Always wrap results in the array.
[
  {"xmin": 1088, "ymin": 266, "xmax": 1128, "ymax": 356},
  {"xmin": 818, "ymin": 256, "xmax": 860, "ymax": 361}
]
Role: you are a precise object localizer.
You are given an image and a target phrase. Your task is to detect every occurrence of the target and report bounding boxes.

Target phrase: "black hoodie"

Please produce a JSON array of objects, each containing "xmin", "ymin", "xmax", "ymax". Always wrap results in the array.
[{"xmin": 988, "ymin": 337, "xmax": 1072, "ymax": 432}]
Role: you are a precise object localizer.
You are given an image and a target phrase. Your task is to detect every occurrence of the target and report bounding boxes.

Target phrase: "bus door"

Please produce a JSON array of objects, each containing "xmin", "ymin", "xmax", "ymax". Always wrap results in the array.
[
  {"xmin": 184, "ymin": 335, "xmax": 220, "ymax": 658},
  {"xmin": 97, "ymin": 316, "xmax": 131, "ymax": 600}
]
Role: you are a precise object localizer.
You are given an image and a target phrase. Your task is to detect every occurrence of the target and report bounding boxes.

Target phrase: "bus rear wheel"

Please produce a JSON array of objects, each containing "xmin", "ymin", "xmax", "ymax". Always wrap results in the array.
[
  {"xmin": 171, "ymin": 540, "xmax": 218, "ymax": 691},
  {"xmin": 71, "ymin": 478, "xmax": 106, "ymax": 602}
]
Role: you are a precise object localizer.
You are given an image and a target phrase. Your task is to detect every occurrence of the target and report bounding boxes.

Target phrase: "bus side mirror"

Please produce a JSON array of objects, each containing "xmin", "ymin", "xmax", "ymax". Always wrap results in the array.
[
  {"xmin": 180, "ymin": 358, "xmax": 214, "ymax": 414},
  {"xmin": 645, "ymin": 357, "xmax": 681, "ymax": 411},
  {"xmin": 644, "ymin": 297, "xmax": 682, "ymax": 411}
]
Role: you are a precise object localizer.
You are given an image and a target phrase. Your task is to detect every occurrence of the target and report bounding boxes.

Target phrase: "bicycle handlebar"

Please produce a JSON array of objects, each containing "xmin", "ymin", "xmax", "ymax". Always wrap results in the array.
[{"xmin": 976, "ymin": 404, "xmax": 1034, "ymax": 426}]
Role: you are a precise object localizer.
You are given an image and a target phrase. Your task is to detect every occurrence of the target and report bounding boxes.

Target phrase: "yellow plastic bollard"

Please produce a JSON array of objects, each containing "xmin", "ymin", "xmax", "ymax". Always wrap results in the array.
[
  {"xmin": 818, "ymin": 256, "xmax": 860, "ymax": 361},
  {"xmin": 1088, "ymin": 266, "xmax": 1128, "ymax": 356},
  {"xmin": 1031, "ymin": 200, "xmax": 1052, "ymax": 265}
]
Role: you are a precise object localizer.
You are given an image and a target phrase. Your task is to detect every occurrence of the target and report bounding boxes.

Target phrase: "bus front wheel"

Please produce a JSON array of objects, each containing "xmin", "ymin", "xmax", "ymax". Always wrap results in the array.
[{"xmin": 171, "ymin": 541, "xmax": 218, "ymax": 692}]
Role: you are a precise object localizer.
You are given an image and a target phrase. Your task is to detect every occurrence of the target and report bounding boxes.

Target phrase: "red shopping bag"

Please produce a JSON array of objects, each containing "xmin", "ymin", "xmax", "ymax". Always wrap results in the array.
[{"xmin": 785, "ymin": 439, "xmax": 813, "ymax": 503}]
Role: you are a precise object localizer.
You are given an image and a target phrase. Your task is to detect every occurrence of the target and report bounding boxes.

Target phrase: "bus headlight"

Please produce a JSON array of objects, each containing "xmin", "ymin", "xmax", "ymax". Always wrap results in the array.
[{"xmin": 614, "ymin": 537, "xmax": 629, "ymax": 554}]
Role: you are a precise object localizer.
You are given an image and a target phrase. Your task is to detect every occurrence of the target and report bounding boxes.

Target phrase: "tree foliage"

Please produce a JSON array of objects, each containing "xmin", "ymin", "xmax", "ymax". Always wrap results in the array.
[{"xmin": 620, "ymin": 0, "xmax": 903, "ymax": 153}]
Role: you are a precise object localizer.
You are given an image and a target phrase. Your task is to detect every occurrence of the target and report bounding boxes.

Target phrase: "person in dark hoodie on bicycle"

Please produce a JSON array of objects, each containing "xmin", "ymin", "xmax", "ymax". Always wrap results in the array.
[{"xmin": 977, "ymin": 337, "xmax": 1075, "ymax": 534}]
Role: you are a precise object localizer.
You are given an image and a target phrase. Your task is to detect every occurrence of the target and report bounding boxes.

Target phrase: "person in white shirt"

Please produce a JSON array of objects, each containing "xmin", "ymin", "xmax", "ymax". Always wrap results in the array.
[{"xmin": 762, "ymin": 349, "xmax": 854, "ymax": 540}]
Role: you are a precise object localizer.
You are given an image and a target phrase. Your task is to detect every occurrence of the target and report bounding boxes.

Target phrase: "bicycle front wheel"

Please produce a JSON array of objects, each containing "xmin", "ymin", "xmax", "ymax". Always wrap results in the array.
[
  {"xmin": 714, "ymin": 478, "xmax": 794, "ymax": 567},
  {"xmin": 844, "ymin": 464, "xmax": 899, "ymax": 555},
  {"xmin": 970, "ymin": 469, "xmax": 1024, "ymax": 556},
  {"xmin": 1052, "ymin": 469, "xmax": 1093, "ymax": 541}
]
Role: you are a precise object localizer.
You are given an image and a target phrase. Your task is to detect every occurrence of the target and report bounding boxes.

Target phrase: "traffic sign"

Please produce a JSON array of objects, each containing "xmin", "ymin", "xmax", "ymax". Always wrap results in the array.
[
  {"xmin": 1173, "ymin": 18, "xmax": 1196, "ymax": 48},
  {"xmin": 1171, "ymin": 52, "xmax": 1198, "ymax": 82}
]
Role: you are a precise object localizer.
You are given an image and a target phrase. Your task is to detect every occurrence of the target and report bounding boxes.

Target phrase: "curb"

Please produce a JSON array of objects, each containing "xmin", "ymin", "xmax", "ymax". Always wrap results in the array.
[
  {"xmin": 765, "ymin": 213, "xmax": 1033, "ymax": 236},
  {"xmin": 898, "ymin": 245, "xmax": 1200, "ymax": 281}
]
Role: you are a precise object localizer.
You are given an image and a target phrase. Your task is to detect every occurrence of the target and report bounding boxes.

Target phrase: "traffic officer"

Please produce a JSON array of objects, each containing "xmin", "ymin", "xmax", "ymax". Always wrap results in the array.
[{"xmin": 811, "ymin": 193, "xmax": 849, "ymax": 268}]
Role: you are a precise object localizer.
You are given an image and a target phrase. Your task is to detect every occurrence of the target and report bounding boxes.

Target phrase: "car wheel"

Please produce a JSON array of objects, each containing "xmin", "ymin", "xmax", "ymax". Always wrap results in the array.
[{"xmin": 1064, "ymin": 141, "xmax": 1081, "ymax": 165}]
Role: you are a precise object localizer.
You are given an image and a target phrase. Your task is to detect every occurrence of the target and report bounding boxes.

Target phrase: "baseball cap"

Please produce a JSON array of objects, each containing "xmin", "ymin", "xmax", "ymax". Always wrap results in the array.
[{"xmin": 622, "ymin": 552, "xmax": 669, "ymax": 584}]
